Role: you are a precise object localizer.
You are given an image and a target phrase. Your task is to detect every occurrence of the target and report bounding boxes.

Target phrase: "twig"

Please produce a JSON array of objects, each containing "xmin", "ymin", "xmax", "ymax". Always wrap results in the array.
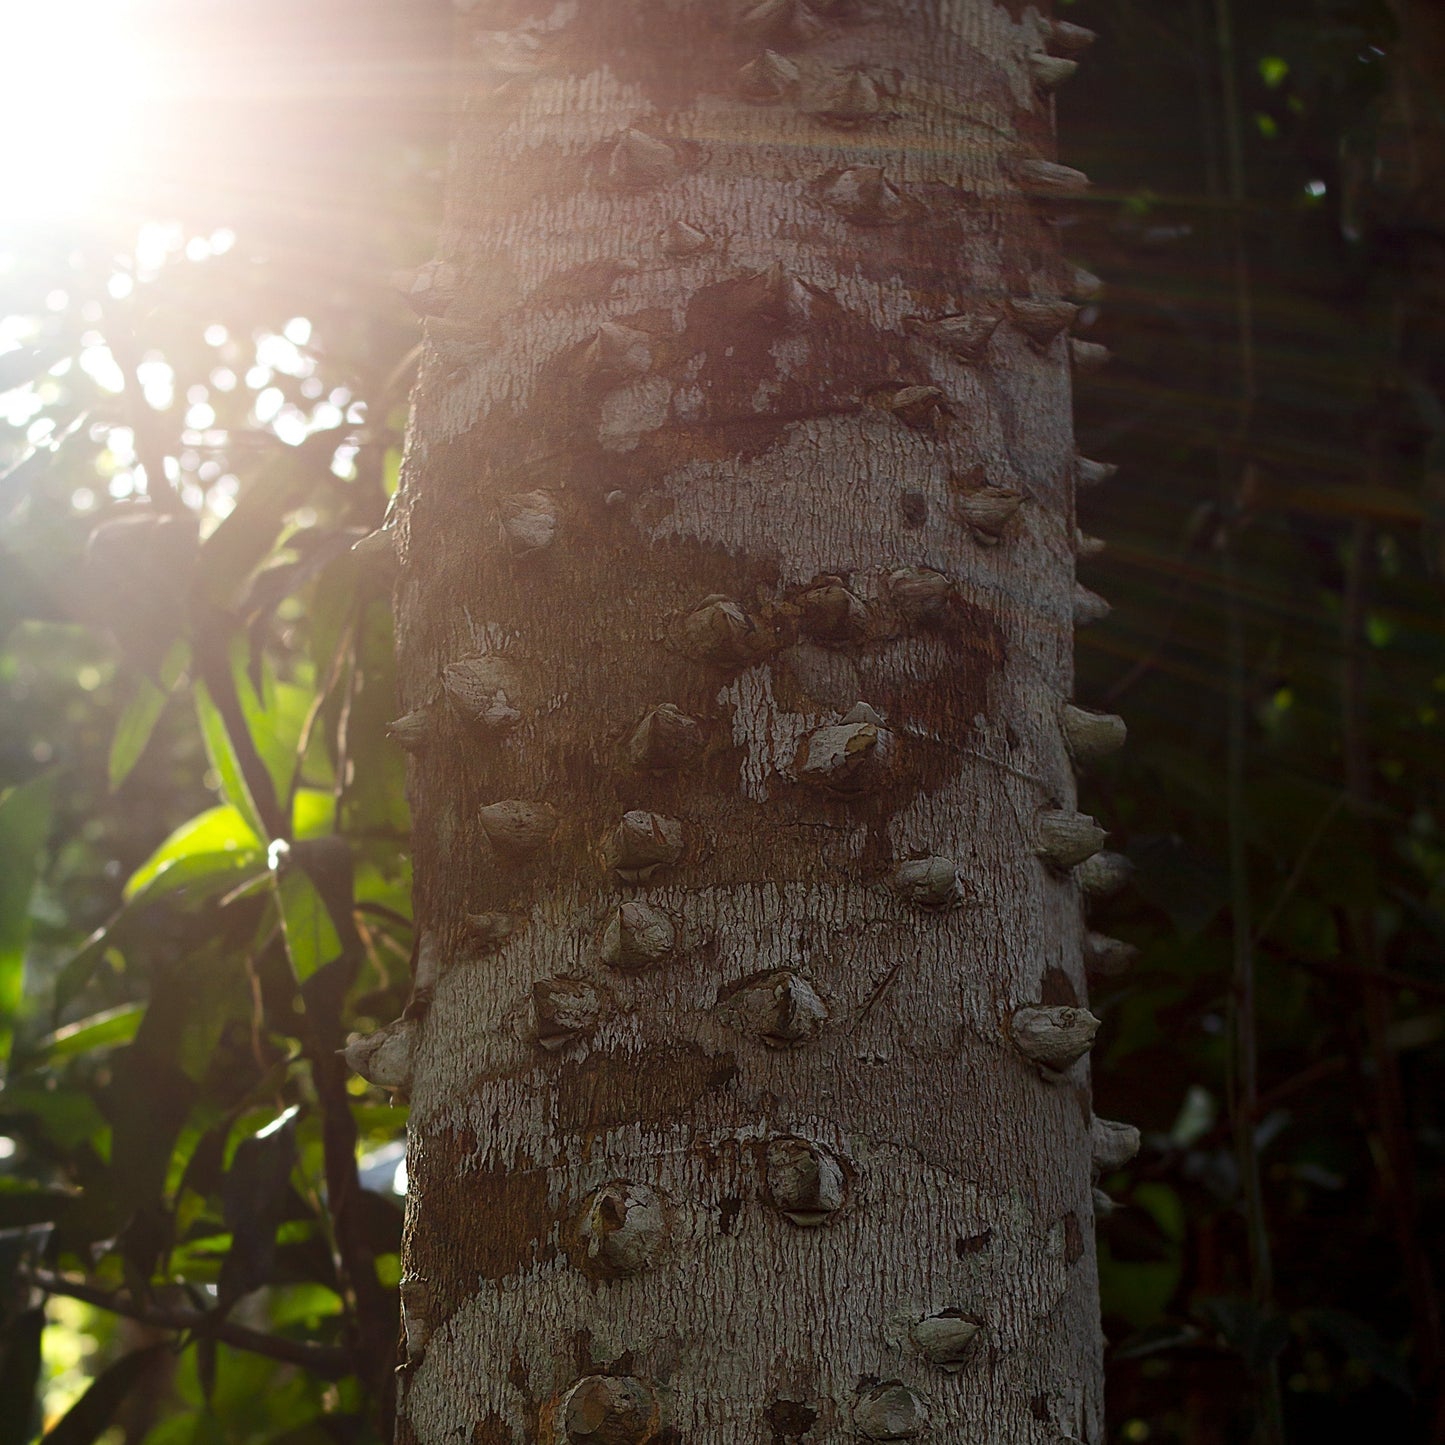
[
  {"xmin": 25, "ymin": 1269, "xmax": 353, "ymax": 1377},
  {"xmin": 1251, "ymin": 794, "xmax": 1347, "ymax": 945}
]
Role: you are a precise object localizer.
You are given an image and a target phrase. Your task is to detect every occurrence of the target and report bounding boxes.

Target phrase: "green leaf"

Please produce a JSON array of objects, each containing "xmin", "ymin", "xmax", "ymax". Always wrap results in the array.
[
  {"xmin": 292, "ymin": 788, "xmax": 336, "ymax": 839},
  {"xmin": 29, "ymin": 1004, "xmax": 145, "ymax": 1065},
  {"xmin": 274, "ymin": 870, "xmax": 343, "ymax": 983},
  {"xmin": 1258, "ymin": 55, "xmax": 1289, "ymax": 89},
  {"xmin": 195, "ymin": 681, "xmax": 267, "ymax": 841},
  {"xmin": 0, "ymin": 1086, "xmax": 109, "ymax": 1154},
  {"xmin": 0, "ymin": 774, "xmax": 55, "ymax": 1067},
  {"xmin": 41, "ymin": 1344, "xmax": 168, "ymax": 1445},
  {"xmin": 129, "ymin": 849, "xmax": 268, "ymax": 909},
  {"xmin": 234, "ymin": 651, "xmax": 311, "ymax": 809},
  {"xmin": 108, "ymin": 640, "xmax": 188, "ymax": 790},
  {"xmin": 125, "ymin": 806, "xmax": 262, "ymax": 900}
]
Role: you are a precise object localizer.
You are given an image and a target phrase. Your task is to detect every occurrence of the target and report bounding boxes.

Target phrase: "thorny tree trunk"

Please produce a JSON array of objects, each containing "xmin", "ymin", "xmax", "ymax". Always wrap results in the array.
[{"xmin": 377, "ymin": 3, "xmax": 1135, "ymax": 1443}]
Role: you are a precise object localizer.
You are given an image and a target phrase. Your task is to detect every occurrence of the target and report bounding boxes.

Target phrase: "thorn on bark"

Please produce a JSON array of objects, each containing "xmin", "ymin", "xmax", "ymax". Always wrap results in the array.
[
  {"xmin": 1062, "ymin": 704, "xmax": 1127, "ymax": 762},
  {"xmin": 765, "ymin": 1136, "xmax": 846, "ymax": 1226},
  {"xmin": 911, "ymin": 1311, "xmax": 983, "ymax": 1372},
  {"xmin": 1035, "ymin": 808, "xmax": 1107, "ymax": 870},
  {"xmin": 718, "ymin": 970, "xmax": 829, "ymax": 1046},
  {"xmin": 794, "ymin": 718, "xmax": 893, "ymax": 796},
  {"xmin": 1009, "ymin": 296, "xmax": 1079, "ymax": 346},
  {"xmin": 533, "ymin": 977, "xmax": 601, "ymax": 1052},
  {"xmin": 1015, "ymin": 157, "xmax": 1091, "ymax": 198},
  {"xmin": 341, "ymin": 1017, "xmax": 417, "ymax": 1092},
  {"xmin": 1073, "ymin": 584, "xmax": 1112, "ymax": 627},
  {"xmin": 887, "ymin": 566, "xmax": 954, "ymax": 626},
  {"xmin": 607, "ymin": 129, "xmax": 681, "ymax": 190},
  {"xmin": 880, "ymin": 384, "xmax": 949, "ymax": 430},
  {"xmin": 574, "ymin": 322, "xmax": 653, "ymax": 382},
  {"xmin": 728, "ymin": 262, "xmax": 820, "ymax": 330},
  {"xmin": 798, "ymin": 576, "xmax": 871, "ymax": 643},
  {"xmin": 660, "ymin": 219, "xmax": 713, "ymax": 257},
  {"xmin": 478, "ymin": 799, "xmax": 558, "ymax": 858},
  {"xmin": 1046, "ymin": 18, "xmax": 1098, "ymax": 54},
  {"xmin": 555, "ymin": 1376, "xmax": 661, "ymax": 1445},
  {"xmin": 816, "ymin": 165, "xmax": 913, "ymax": 225},
  {"xmin": 954, "ymin": 480, "xmax": 1024, "ymax": 543},
  {"xmin": 904, "ymin": 312, "xmax": 999, "ymax": 362},
  {"xmin": 854, "ymin": 1382, "xmax": 930, "ymax": 1440},
  {"xmin": 1076, "ymin": 455, "xmax": 1118, "ymax": 489},
  {"xmin": 738, "ymin": 0, "xmax": 826, "ymax": 48},
  {"xmin": 892, "ymin": 855, "xmax": 968, "ymax": 911},
  {"xmin": 1077, "ymin": 849, "xmax": 1134, "ymax": 902},
  {"xmin": 1029, "ymin": 51, "xmax": 1079, "ymax": 91},
  {"xmin": 443, "ymin": 656, "xmax": 522, "ymax": 732},
  {"xmin": 1070, "ymin": 337, "xmax": 1113, "ymax": 371},
  {"xmin": 1091, "ymin": 1116, "xmax": 1141, "ymax": 1176},
  {"xmin": 626, "ymin": 704, "xmax": 705, "ymax": 772},
  {"xmin": 1010, "ymin": 1004, "xmax": 1101, "ymax": 1074},
  {"xmin": 603, "ymin": 811, "xmax": 684, "ymax": 884},
  {"xmin": 738, "ymin": 48, "xmax": 801, "ymax": 101},
  {"xmin": 814, "ymin": 69, "xmax": 881, "ymax": 125},
  {"xmin": 467, "ymin": 911, "xmax": 522, "ymax": 951},
  {"xmin": 1084, "ymin": 931, "xmax": 1138, "ymax": 978},
  {"xmin": 385, "ymin": 709, "xmax": 432, "ymax": 753},
  {"xmin": 600, "ymin": 900, "xmax": 678, "ymax": 970},
  {"xmin": 677, "ymin": 594, "xmax": 770, "ymax": 667},
  {"xmin": 578, "ymin": 1182, "xmax": 669, "ymax": 1277}
]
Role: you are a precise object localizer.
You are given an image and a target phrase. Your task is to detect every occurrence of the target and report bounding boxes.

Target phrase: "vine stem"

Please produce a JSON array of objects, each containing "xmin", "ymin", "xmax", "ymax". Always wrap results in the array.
[{"xmin": 1204, "ymin": 0, "xmax": 1284, "ymax": 1438}]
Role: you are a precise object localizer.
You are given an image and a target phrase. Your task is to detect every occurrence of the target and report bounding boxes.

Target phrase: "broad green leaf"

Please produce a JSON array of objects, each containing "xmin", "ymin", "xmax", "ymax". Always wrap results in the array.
[
  {"xmin": 125, "ymin": 806, "xmax": 262, "ymax": 900},
  {"xmin": 0, "ymin": 1087, "xmax": 109, "ymax": 1155},
  {"xmin": 292, "ymin": 788, "xmax": 336, "ymax": 839},
  {"xmin": 29, "ymin": 1004, "xmax": 144, "ymax": 1064},
  {"xmin": 275, "ymin": 871, "xmax": 343, "ymax": 982},
  {"xmin": 234, "ymin": 649, "xmax": 311, "ymax": 808},
  {"xmin": 129, "ymin": 849, "xmax": 267, "ymax": 909},
  {"xmin": 0, "ymin": 774, "xmax": 55, "ymax": 1067},
  {"xmin": 108, "ymin": 640, "xmax": 189, "ymax": 790},
  {"xmin": 195, "ymin": 681, "xmax": 267, "ymax": 840}
]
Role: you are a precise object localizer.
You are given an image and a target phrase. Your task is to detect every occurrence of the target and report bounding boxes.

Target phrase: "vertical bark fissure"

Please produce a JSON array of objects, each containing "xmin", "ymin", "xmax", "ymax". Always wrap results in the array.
[{"xmin": 390, "ymin": 5, "xmax": 1108, "ymax": 1442}]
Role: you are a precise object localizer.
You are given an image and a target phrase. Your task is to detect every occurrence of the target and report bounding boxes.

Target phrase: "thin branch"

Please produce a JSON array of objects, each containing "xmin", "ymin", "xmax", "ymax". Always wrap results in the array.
[
  {"xmin": 1205, "ymin": 0, "xmax": 1282, "ymax": 1435},
  {"xmin": 26, "ymin": 1269, "xmax": 353, "ymax": 1378},
  {"xmin": 1251, "ymin": 794, "xmax": 1347, "ymax": 946}
]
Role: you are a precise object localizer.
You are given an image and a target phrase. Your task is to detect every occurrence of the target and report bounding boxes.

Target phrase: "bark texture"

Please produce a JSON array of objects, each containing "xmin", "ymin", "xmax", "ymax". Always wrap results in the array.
[{"xmin": 387, "ymin": 3, "xmax": 1115, "ymax": 1442}]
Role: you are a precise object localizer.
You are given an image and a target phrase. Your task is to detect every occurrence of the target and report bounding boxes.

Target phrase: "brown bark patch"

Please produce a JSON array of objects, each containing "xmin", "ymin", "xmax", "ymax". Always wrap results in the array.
[
  {"xmin": 1039, "ymin": 965, "xmax": 1080, "ymax": 1008},
  {"xmin": 473, "ymin": 1413, "xmax": 514, "ymax": 1445},
  {"xmin": 554, "ymin": 1045, "xmax": 737, "ymax": 1133},
  {"xmin": 765, "ymin": 1400, "xmax": 818, "ymax": 1441},
  {"xmin": 1062, "ymin": 1210, "xmax": 1084, "ymax": 1265},
  {"xmin": 955, "ymin": 1229, "xmax": 993, "ymax": 1257},
  {"xmin": 405, "ymin": 1126, "xmax": 555, "ymax": 1310}
]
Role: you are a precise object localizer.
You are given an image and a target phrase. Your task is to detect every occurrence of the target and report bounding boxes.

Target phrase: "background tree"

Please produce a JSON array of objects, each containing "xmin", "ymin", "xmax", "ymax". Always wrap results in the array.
[{"xmin": 0, "ymin": 1, "xmax": 1440, "ymax": 1443}]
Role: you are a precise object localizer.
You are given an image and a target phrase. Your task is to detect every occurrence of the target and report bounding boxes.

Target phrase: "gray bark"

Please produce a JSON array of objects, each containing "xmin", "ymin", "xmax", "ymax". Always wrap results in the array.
[{"xmin": 378, "ymin": 4, "xmax": 1127, "ymax": 1442}]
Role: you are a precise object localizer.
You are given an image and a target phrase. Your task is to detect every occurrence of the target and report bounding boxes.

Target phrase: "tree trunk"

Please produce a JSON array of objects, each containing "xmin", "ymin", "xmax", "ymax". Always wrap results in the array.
[{"xmin": 380, "ymin": 4, "xmax": 1129, "ymax": 1442}]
